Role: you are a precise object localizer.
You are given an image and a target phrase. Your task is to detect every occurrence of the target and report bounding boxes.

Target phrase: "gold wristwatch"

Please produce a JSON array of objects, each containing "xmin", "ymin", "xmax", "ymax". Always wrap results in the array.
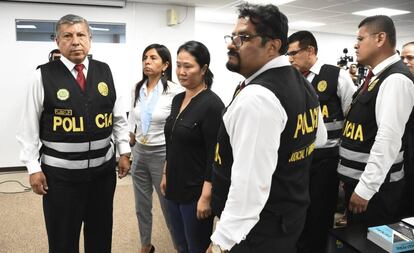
[{"xmin": 211, "ymin": 244, "xmax": 227, "ymax": 253}]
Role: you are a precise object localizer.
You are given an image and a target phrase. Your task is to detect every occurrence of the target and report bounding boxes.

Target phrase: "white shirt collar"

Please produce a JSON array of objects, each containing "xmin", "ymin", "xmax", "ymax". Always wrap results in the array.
[
  {"xmin": 372, "ymin": 53, "xmax": 400, "ymax": 76},
  {"xmin": 60, "ymin": 55, "xmax": 89, "ymax": 72},
  {"xmin": 309, "ymin": 58, "xmax": 323, "ymax": 75},
  {"xmin": 245, "ymin": 55, "xmax": 291, "ymax": 85}
]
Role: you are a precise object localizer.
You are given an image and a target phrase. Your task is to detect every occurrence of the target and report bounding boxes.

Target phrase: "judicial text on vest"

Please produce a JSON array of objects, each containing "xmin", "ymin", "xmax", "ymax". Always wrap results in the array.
[{"xmin": 53, "ymin": 112, "xmax": 113, "ymax": 132}]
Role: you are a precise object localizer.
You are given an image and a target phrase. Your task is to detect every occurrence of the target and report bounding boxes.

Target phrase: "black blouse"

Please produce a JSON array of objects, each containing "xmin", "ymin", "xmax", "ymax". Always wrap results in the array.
[{"xmin": 164, "ymin": 89, "xmax": 224, "ymax": 203}]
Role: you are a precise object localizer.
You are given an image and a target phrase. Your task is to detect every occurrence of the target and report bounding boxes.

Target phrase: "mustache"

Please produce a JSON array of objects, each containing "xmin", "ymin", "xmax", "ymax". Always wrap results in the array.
[{"xmin": 227, "ymin": 50, "xmax": 239, "ymax": 58}]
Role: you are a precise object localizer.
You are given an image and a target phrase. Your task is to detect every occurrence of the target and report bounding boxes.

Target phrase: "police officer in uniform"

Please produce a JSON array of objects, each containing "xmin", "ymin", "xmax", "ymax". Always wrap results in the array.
[
  {"xmin": 206, "ymin": 3, "xmax": 327, "ymax": 253},
  {"xmin": 338, "ymin": 15, "xmax": 414, "ymax": 227},
  {"xmin": 16, "ymin": 14, "xmax": 131, "ymax": 253},
  {"xmin": 287, "ymin": 31, "xmax": 356, "ymax": 253}
]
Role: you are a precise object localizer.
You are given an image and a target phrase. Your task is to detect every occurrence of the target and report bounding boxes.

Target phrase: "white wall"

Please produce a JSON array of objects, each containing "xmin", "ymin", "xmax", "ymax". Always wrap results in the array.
[{"xmin": 0, "ymin": 1, "xmax": 194, "ymax": 167}]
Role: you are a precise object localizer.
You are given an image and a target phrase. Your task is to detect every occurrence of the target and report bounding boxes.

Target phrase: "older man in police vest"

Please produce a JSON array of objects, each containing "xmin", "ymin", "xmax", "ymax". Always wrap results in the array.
[{"xmin": 17, "ymin": 14, "xmax": 130, "ymax": 253}]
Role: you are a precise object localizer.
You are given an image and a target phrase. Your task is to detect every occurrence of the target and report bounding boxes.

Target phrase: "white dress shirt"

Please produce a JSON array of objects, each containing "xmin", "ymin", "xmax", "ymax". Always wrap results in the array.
[
  {"xmin": 353, "ymin": 53, "xmax": 414, "ymax": 201},
  {"xmin": 210, "ymin": 55, "xmax": 327, "ymax": 250},
  {"xmin": 16, "ymin": 55, "xmax": 131, "ymax": 174},
  {"xmin": 128, "ymin": 80, "xmax": 183, "ymax": 146},
  {"xmin": 308, "ymin": 59, "xmax": 357, "ymax": 148}
]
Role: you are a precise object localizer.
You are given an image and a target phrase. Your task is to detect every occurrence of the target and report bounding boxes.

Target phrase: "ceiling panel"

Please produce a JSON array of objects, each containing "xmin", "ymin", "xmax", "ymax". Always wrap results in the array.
[{"xmin": 8, "ymin": 0, "xmax": 414, "ymax": 38}]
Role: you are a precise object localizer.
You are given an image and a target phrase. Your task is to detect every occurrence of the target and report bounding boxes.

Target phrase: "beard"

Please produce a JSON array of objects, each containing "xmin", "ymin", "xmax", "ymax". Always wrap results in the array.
[{"xmin": 226, "ymin": 50, "xmax": 241, "ymax": 73}]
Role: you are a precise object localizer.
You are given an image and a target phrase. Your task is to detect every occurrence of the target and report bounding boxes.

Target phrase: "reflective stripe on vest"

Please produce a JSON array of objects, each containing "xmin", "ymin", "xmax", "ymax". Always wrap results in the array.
[
  {"xmin": 41, "ymin": 143, "xmax": 114, "ymax": 169},
  {"xmin": 325, "ymin": 120, "xmax": 344, "ymax": 131},
  {"xmin": 321, "ymin": 138, "xmax": 340, "ymax": 148},
  {"xmin": 340, "ymin": 147, "xmax": 404, "ymax": 164},
  {"xmin": 337, "ymin": 163, "xmax": 404, "ymax": 182},
  {"xmin": 42, "ymin": 136, "xmax": 112, "ymax": 153}
]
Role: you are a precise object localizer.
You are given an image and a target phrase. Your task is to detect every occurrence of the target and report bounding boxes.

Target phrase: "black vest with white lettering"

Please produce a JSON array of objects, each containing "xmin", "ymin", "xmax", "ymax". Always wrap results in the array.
[
  {"xmin": 311, "ymin": 64, "xmax": 343, "ymax": 158},
  {"xmin": 211, "ymin": 66, "xmax": 320, "ymax": 220},
  {"xmin": 339, "ymin": 61, "xmax": 414, "ymax": 183},
  {"xmin": 39, "ymin": 59, "xmax": 116, "ymax": 171}
]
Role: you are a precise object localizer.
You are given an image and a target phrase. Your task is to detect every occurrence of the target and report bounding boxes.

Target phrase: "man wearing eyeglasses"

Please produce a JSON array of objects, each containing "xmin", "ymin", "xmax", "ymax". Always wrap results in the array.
[
  {"xmin": 207, "ymin": 3, "xmax": 327, "ymax": 253},
  {"xmin": 16, "ymin": 14, "xmax": 131, "ymax": 253},
  {"xmin": 286, "ymin": 31, "xmax": 356, "ymax": 253},
  {"xmin": 338, "ymin": 15, "xmax": 414, "ymax": 229}
]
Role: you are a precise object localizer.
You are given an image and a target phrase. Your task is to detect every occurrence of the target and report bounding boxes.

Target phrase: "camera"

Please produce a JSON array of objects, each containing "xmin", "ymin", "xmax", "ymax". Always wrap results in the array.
[{"xmin": 337, "ymin": 48, "xmax": 354, "ymax": 68}]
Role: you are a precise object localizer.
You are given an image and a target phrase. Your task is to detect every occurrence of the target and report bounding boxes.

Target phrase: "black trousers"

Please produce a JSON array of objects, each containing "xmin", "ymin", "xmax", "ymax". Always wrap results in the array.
[
  {"xmin": 344, "ymin": 179, "xmax": 404, "ymax": 227},
  {"xmin": 297, "ymin": 156, "xmax": 339, "ymax": 253},
  {"xmin": 43, "ymin": 166, "xmax": 116, "ymax": 253},
  {"xmin": 230, "ymin": 210, "xmax": 306, "ymax": 253},
  {"xmin": 399, "ymin": 162, "xmax": 414, "ymax": 217}
]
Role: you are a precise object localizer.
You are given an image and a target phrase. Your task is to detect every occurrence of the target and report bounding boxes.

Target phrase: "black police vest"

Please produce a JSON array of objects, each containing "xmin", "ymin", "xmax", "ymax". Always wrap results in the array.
[
  {"xmin": 339, "ymin": 61, "xmax": 414, "ymax": 183},
  {"xmin": 211, "ymin": 66, "xmax": 320, "ymax": 220},
  {"xmin": 39, "ymin": 59, "xmax": 116, "ymax": 170},
  {"xmin": 311, "ymin": 64, "xmax": 343, "ymax": 157}
]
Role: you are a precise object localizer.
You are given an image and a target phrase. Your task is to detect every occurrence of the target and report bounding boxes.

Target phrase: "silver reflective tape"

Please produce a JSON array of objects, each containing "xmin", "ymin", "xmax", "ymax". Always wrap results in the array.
[
  {"xmin": 337, "ymin": 164, "xmax": 363, "ymax": 180},
  {"xmin": 340, "ymin": 147, "xmax": 404, "ymax": 164},
  {"xmin": 390, "ymin": 168, "xmax": 404, "ymax": 182},
  {"xmin": 41, "ymin": 144, "xmax": 114, "ymax": 170},
  {"xmin": 338, "ymin": 164, "xmax": 404, "ymax": 182},
  {"xmin": 90, "ymin": 145, "xmax": 114, "ymax": 167},
  {"xmin": 90, "ymin": 136, "xmax": 112, "ymax": 150},
  {"xmin": 318, "ymin": 138, "xmax": 339, "ymax": 148},
  {"xmin": 325, "ymin": 121, "xmax": 344, "ymax": 131},
  {"xmin": 42, "ymin": 136, "xmax": 111, "ymax": 153}
]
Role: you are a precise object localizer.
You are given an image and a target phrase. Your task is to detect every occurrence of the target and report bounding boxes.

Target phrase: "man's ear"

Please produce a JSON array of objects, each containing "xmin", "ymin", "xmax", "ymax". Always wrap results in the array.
[
  {"xmin": 268, "ymin": 38, "xmax": 281, "ymax": 56},
  {"xmin": 376, "ymin": 32, "xmax": 386, "ymax": 48}
]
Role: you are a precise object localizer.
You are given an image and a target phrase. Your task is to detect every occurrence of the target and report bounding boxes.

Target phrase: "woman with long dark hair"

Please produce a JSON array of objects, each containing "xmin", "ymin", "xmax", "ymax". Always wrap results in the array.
[
  {"xmin": 129, "ymin": 44, "xmax": 182, "ymax": 253},
  {"xmin": 161, "ymin": 41, "xmax": 224, "ymax": 253}
]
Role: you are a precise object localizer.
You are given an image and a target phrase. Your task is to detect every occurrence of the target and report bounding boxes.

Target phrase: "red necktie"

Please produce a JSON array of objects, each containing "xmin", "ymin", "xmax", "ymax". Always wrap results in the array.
[
  {"xmin": 303, "ymin": 71, "xmax": 311, "ymax": 78},
  {"xmin": 75, "ymin": 64, "xmax": 86, "ymax": 92},
  {"xmin": 232, "ymin": 81, "xmax": 246, "ymax": 98},
  {"xmin": 362, "ymin": 70, "xmax": 373, "ymax": 93}
]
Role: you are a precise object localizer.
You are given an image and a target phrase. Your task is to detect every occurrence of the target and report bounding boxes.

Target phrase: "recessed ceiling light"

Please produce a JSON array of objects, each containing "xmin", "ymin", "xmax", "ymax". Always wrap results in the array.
[
  {"xmin": 289, "ymin": 21, "xmax": 325, "ymax": 28},
  {"xmin": 352, "ymin": 8, "xmax": 410, "ymax": 17},
  {"xmin": 89, "ymin": 26, "xmax": 110, "ymax": 32},
  {"xmin": 16, "ymin": 25, "xmax": 37, "ymax": 29}
]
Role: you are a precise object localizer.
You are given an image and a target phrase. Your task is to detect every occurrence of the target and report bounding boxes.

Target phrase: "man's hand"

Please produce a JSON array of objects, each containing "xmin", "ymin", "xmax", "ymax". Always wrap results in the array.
[
  {"xmin": 348, "ymin": 191, "xmax": 369, "ymax": 214},
  {"xmin": 118, "ymin": 155, "xmax": 130, "ymax": 179},
  {"xmin": 29, "ymin": 171, "xmax": 48, "ymax": 195},
  {"xmin": 205, "ymin": 244, "xmax": 213, "ymax": 253}
]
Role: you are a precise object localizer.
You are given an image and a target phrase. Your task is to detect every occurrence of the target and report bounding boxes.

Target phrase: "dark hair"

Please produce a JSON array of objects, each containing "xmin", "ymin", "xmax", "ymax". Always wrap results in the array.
[
  {"xmin": 403, "ymin": 41, "xmax": 414, "ymax": 48},
  {"xmin": 134, "ymin": 44, "xmax": 172, "ymax": 105},
  {"xmin": 48, "ymin": 49, "xmax": 61, "ymax": 62},
  {"xmin": 288, "ymin": 30, "xmax": 318, "ymax": 54},
  {"xmin": 237, "ymin": 3, "xmax": 289, "ymax": 55},
  {"xmin": 177, "ymin": 40, "xmax": 214, "ymax": 88},
  {"xmin": 358, "ymin": 15, "xmax": 396, "ymax": 48}
]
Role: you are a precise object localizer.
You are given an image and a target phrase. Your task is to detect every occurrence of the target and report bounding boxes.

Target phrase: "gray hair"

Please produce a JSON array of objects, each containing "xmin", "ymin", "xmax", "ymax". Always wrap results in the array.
[{"xmin": 55, "ymin": 14, "xmax": 91, "ymax": 38}]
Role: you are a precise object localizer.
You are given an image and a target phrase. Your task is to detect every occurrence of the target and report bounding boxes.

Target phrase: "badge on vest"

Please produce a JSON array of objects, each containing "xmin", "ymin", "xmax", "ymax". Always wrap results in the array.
[
  {"xmin": 57, "ymin": 89, "xmax": 70, "ymax": 101},
  {"xmin": 98, "ymin": 82, "xmax": 109, "ymax": 96},
  {"xmin": 317, "ymin": 80, "xmax": 327, "ymax": 92},
  {"xmin": 367, "ymin": 79, "xmax": 379, "ymax": 92}
]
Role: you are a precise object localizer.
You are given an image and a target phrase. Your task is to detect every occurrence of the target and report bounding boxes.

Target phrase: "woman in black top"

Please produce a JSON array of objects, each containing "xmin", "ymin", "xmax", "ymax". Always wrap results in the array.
[{"xmin": 161, "ymin": 41, "xmax": 224, "ymax": 253}]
